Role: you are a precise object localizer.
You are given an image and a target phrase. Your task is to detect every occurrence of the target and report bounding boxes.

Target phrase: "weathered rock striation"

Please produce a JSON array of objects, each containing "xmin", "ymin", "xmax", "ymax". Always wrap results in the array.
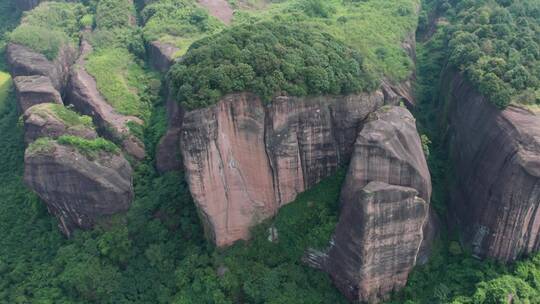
[
  {"xmin": 14, "ymin": 75, "xmax": 63, "ymax": 113},
  {"xmin": 66, "ymin": 40, "xmax": 146, "ymax": 160},
  {"xmin": 23, "ymin": 103, "xmax": 97, "ymax": 144},
  {"xmin": 180, "ymin": 91, "xmax": 388, "ymax": 247},
  {"xmin": 322, "ymin": 106, "xmax": 431, "ymax": 303},
  {"xmin": 6, "ymin": 43, "xmax": 77, "ymax": 93},
  {"xmin": 444, "ymin": 71, "xmax": 540, "ymax": 262},
  {"xmin": 24, "ymin": 142, "xmax": 133, "ymax": 236}
]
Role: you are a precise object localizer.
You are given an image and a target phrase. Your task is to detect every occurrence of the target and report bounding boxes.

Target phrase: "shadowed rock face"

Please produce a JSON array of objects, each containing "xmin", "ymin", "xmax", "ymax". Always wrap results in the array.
[
  {"xmin": 156, "ymin": 89, "xmax": 184, "ymax": 173},
  {"xmin": 328, "ymin": 182, "xmax": 427, "ymax": 303},
  {"xmin": 180, "ymin": 91, "xmax": 386, "ymax": 247},
  {"xmin": 324, "ymin": 106, "xmax": 432, "ymax": 303},
  {"xmin": 15, "ymin": 0, "xmax": 40, "ymax": 11},
  {"xmin": 444, "ymin": 71, "xmax": 540, "ymax": 262},
  {"xmin": 6, "ymin": 43, "xmax": 77, "ymax": 93},
  {"xmin": 66, "ymin": 40, "xmax": 146, "ymax": 160},
  {"xmin": 24, "ymin": 143, "xmax": 133, "ymax": 236},
  {"xmin": 23, "ymin": 103, "xmax": 97, "ymax": 144},
  {"xmin": 148, "ymin": 41, "xmax": 180, "ymax": 73},
  {"xmin": 14, "ymin": 75, "xmax": 63, "ymax": 113}
]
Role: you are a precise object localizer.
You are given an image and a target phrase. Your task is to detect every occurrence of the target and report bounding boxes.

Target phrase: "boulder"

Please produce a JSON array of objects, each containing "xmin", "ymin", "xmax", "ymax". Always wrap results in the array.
[
  {"xmin": 148, "ymin": 41, "xmax": 180, "ymax": 73},
  {"xmin": 444, "ymin": 71, "xmax": 540, "ymax": 262},
  {"xmin": 322, "ymin": 106, "xmax": 432, "ymax": 303},
  {"xmin": 340, "ymin": 106, "xmax": 432, "ymax": 205},
  {"xmin": 327, "ymin": 182, "xmax": 428, "ymax": 303},
  {"xmin": 6, "ymin": 43, "xmax": 77, "ymax": 93},
  {"xmin": 23, "ymin": 103, "xmax": 97, "ymax": 144},
  {"xmin": 66, "ymin": 40, "xmax": 146, "ymax": 160},
  {"xmin": 24, "ymin": 141, "xmax": 133, "ymax": 236},
  {"xmin": 180, "ymin": 91, "xmax": 386, "ymax": 247},
  {"xmin": 13, "ymin": 75, "xmax": 62, "ymax": 113}
]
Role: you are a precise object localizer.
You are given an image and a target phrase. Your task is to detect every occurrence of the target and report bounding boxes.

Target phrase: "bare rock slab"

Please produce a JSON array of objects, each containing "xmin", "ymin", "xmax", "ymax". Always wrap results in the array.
[
  {"xmin": 14, "ymin": 75, "xmax": 62, "ymax": 113},
  {"xmin": 7, "ymin": 43, "xmax": 76, "ymax": 93},
  {"xmin": 322, "ymin": 106, "xmax": 432, "ymax": 303},
  {"xmin": 24, "ymin": 141, "xmax": 133, "ymax": 236}
]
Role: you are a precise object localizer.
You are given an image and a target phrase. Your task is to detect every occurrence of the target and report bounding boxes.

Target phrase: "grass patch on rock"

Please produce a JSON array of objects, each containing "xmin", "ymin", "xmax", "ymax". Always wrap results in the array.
[
  {"xmin": 57, "ymin": 135, "xmax": 119, "ymax": 156},
  {"xmin": 8, "ymin": 2, "xmax": 86, "ymax": 60},
  {"xmin": 85, "ymin": 48, "xmax": 155, "ymax": 120}
]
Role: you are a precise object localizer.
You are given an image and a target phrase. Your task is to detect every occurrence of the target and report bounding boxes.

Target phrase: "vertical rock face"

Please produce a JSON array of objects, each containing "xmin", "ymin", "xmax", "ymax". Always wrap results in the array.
[
  {"xmin": 181, "ymin": 94, "xmax": 277, "ymax": 246},
  {"xmin": 14, "ymin": 76, "xmax": 63, "ymax": 113},
  {"xmin": 180, "ymin": 91, "xmax": 386, "ymax": 246},
  {"xmin": 444, "ymin": 71, "xmax": 540, "ymax": 262},
  {"xmin": 67, "ymin": 41, "xmax": 146, "ymax": 160},
  {"xmin": 328, "ymin": 182, "xmax": 428, "ymax": 303},
  {"xmin": 324, "ymin": 106, "xmax": 431, "ymax": 303},
  {"xmin": 6, "ymin": 43, "xmax": 77, "ymax": 93},
  {"xmin": 24, "ymin": 143, "xmax": 133, "ymax": 236}
]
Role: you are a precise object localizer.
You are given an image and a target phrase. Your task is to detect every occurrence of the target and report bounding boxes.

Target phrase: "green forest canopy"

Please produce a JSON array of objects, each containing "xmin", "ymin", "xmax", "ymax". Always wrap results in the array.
[
  {"xmin": 168, "ymin": 21, "xmax": 378, "ymax": 109},
  {"xmin": 446, "ymin": 0, "xmax": 540, "ymax": 108}
]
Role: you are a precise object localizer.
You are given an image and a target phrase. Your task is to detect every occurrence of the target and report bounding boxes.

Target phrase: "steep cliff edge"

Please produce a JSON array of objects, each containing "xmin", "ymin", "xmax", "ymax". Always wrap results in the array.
[
  {"xmin": 444, "ymin": 71, "xmax": 540, "ymax": 262},
  {"xmin": 180, "ymin": 91, "xmax": 388, "ymax": 247},
  {"xmin": 322, "ymin": 106, "xmax": 431, "ymax": 303}
]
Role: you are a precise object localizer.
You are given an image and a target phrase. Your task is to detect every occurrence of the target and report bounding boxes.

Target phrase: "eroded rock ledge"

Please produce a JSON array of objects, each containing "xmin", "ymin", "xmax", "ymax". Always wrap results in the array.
[{"xmin": 444, "ymin": 71, "xmax": 540, "ymax": 262}]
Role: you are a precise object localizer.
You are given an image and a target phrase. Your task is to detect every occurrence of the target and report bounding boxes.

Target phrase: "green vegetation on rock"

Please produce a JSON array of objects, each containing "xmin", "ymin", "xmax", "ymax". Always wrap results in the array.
[
  {"xmin": 85, "ymin": 48, "xmax": 156, "ymax": 120},
  {"xmin": 29, "ymin": 103, "xmax": 94, "ymax": 129},
  {"xmin": 169, "ymin": 21, "xmax": 377, "ymax": 109},
  {"xmin": 446, "ymin": 0, "xmax": 540, "ymax": 108},
  {"xmin": 8, "ymin": 2, "xmax": 85, "ymax": 60},
  {"xmin": 141, "ymin": 0, "xmax": 225, "ymax": 56}
]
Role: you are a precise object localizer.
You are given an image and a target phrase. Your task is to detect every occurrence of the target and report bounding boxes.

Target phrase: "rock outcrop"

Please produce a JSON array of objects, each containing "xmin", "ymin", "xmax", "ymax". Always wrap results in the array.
[
  {"xmin": 14, "ymin": 75, "xmax": 63, "ymax": 113},
  {"xmin": 24, "ymin": 141, "xmax": 133, "ymax": 236},
  {"xmin": 322, "ymin": 106, "xmax": 431, "ymax": 303},
  {"xmin": 180, "ymin": 91, "xmax": 387, "ymax": 247},
  {"xmin": 328, "ymin": 182, "xmax": 427, "ymax": 303},
  {"xmin": 148, "ymin": 41, "xmax": 180, "ymax": 73},
  {"xmin": 67, "ymin": 40, "xmax": 146, "ymax": 160},
  {"xmin": 444, "ymin": 71, "xmax": 540, "ymax": 262},
  {"xmin": 6, "ymin": 43, "xmax": 77, "ymax": 93},
  {"xmin": 23, "ymin": 103, "xmax": 97, "ymax": 144}
]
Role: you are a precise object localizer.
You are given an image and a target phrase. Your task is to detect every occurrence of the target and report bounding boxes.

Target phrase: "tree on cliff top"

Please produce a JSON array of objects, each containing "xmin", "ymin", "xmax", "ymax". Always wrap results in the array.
[{"xmin": 168, "ymin": 21, "xmax": 378, "ymax": 110}]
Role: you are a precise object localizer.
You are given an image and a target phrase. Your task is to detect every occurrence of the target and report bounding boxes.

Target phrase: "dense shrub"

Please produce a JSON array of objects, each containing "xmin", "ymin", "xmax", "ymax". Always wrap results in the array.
[
  {"xmin": 8, "ymin": 2, "xmax": 85, "ymax": 60},
  {"xmin": 85, "ymin": 48, "xmax": 157, "ymax": 120},
  {"xmin": 169, "ymin": 21, "xmax": 377, "ymax": 109},
  {"xmin": 95, "ymin": 0, "xmax": 135, "ymax": 30},
  {"xmin": 447, "ymin": 0, "xmax": 540, "ymax": 108}
]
